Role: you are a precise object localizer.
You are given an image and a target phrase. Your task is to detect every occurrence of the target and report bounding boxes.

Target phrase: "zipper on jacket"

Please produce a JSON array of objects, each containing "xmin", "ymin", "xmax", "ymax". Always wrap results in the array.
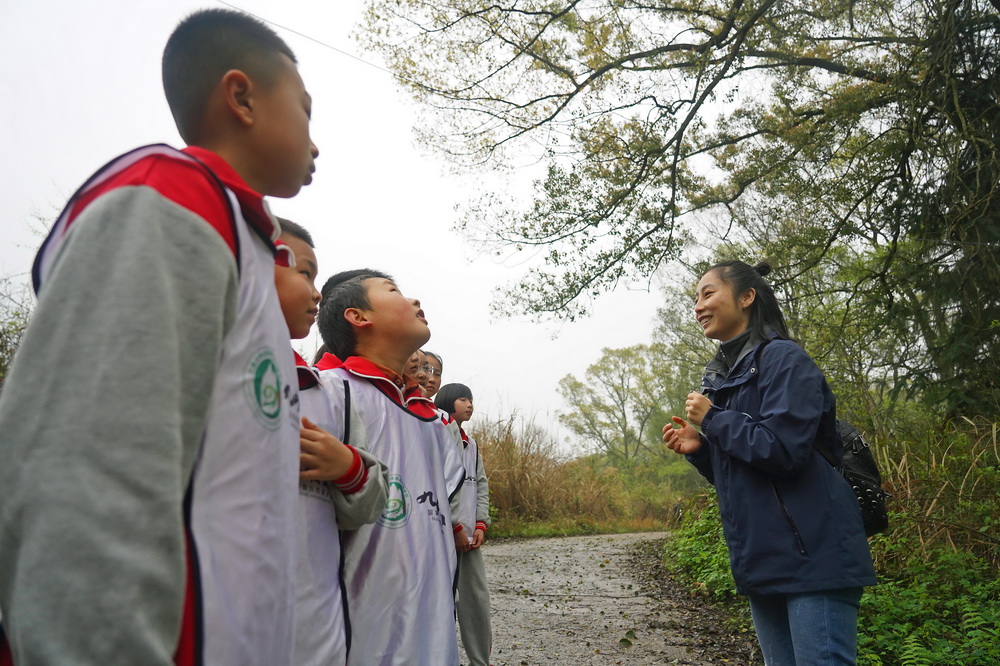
[{"xmin": 770, "ymin": 481, "xmax": 808, "ymax": 555}]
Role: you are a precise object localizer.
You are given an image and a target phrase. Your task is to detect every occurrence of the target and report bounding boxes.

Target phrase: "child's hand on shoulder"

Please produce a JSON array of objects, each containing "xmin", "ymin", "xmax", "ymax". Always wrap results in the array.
[{"xmin": 300, "ymin": 417, "xmax": 355, "ymax": 482}]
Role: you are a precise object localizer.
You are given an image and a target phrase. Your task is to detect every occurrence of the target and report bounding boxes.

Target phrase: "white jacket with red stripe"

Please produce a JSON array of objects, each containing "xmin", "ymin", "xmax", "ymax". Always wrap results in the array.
[
  {"xmin": 321, "ymin": 358, "xmax": 465, "ymax": 666},
  {"xmin": 0, "ymin": 145, "xmax": 301, "ymax": 665}
]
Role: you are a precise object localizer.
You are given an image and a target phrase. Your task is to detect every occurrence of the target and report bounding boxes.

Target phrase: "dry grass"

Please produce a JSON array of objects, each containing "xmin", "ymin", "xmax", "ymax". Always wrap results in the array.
[
  {"xmin": 471, "ymin": 413, "xmax": 671, "ymax": 533},
  {"xmin": 872, "ymin": 416, "xmax": 1000, "ymax": 569},
  {"xmin": 473, "ymin": 411, "xmax": 999, "ymax": 562}
]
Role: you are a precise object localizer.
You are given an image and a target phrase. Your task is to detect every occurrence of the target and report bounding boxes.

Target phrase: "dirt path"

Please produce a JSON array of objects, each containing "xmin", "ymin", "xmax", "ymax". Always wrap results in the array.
[{"xmin": 469, "ymin": 532, "xmax": 760, "ymax": 665}]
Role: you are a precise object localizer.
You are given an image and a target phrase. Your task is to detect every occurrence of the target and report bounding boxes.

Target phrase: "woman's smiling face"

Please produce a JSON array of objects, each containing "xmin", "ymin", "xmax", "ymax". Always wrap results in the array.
[{"xmin": 694, "ymin": 269, "xmax": 754, "ymax": 342}]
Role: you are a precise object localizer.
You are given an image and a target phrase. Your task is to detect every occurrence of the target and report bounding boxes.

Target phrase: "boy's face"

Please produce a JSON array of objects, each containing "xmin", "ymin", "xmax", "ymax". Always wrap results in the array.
[
  {"xmin": 252, "ymin": 55, "xmax": 319, "ymax": 198},
  {"xmin": 360, "ymin": 278, "xmax": 430, "ymax": 350},
  {"xmin": 405, "ymin": 350, "xmax": 421, "ymax": 377},
  {"xmin": 274, "ymin": 235, "xmax": 321, "ymax": 339}
]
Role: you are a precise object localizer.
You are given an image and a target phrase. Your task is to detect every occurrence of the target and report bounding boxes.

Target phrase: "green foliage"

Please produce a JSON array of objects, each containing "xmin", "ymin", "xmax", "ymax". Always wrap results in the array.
[
  {"xmin": 362, "ymin": 0, "xmax": 1000, "ymax": 417},
  {"xmin": 557, "ymin": 344, "xmax": 673, "ymax": 466},
  {"xmin": 858, "ymin": 550, "xmax": 1000, "ymax": 666},
  {"xmin": 660, "ymin": 491, "xmax": 737, "ymax": 601},
  {"xmin": 556, "ymin": 335, "xmax": 710, "ymax": 475},
  {"xmin": 554, "ymin": 285, "xmax": 710, "ymax": 499}
]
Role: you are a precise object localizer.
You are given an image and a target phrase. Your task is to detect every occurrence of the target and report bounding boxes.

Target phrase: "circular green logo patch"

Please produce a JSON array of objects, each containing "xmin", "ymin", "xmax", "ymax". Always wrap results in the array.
[
  {"xmin": 244, "ymin": 347, "xmax": 283, "ymax": 431},
  {"xmin": 378, "ymin": 474, "xmax": 411, "ymax": 529}
]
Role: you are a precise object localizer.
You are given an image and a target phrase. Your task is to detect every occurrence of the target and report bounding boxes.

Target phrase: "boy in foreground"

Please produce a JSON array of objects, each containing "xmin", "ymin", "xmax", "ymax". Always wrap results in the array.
[
  {"xmin": 316, "ymin": 270, "xmax": 467, "ymax": 665},
  {"xmin": 272, "ymin": 220, "xmax": 389, "ymax": 664},
  {"xmin": 0, "ymin": 9, "xmax": 318, "ymax": 665}
]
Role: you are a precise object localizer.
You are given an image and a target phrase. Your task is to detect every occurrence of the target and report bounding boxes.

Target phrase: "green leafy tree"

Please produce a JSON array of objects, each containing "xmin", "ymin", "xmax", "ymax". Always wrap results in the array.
[
  {"xmin": 556, "ymin": 340, "xmax": 706, "ymax": 496},
  {"xmin": 705, "ymin": 221, "xmax": 936, "ymax": 435},
  {"xmin": 361, "ymin": 0, "xmax": 1000, "ymax": 416},
  {"xmin": 558, "ymin": 344, "xmax": 672, "ymax": 466},
  {"xmin": 557, "ymin": 331, "xmax": 707, "ymax": 454}
]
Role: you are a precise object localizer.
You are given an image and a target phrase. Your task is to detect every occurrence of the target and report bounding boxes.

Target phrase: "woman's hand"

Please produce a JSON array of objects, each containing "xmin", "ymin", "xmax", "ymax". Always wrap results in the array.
[
  {"xmin": 684, "ymin": 391, "xmax": 712, "ymax": 426},
  {"xmin": 662, "ymin": 416, "xmax": 703, "ymax": 455}
]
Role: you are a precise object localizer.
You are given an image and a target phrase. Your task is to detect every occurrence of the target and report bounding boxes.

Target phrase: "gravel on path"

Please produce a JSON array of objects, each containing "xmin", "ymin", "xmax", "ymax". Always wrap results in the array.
[{"xmin": 469, "ymin": 532, "xmax": 761, "ymax": 665}]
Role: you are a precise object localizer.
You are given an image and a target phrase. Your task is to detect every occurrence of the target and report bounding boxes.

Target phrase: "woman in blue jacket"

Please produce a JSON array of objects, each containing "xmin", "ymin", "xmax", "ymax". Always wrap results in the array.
[{"xmin": 663, "ymin": 260, "xmax": 875, "ymax": 665}]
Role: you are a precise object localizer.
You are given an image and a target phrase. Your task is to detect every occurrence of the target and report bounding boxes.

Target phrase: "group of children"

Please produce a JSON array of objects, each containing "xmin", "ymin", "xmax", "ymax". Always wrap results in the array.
[
  {"xmin": 0, "ymin": 8, "xmax": 490, "ymax": 666},
  {"xmin": 277, "ymin": 223, "xmax": 494, "ymax": 664}
]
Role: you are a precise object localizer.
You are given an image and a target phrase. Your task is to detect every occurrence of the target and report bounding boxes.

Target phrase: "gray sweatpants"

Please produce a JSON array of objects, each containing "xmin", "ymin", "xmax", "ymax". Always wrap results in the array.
[{"xmin": 457, "ymin": 547, "xmax": 492, "ymax": 665}]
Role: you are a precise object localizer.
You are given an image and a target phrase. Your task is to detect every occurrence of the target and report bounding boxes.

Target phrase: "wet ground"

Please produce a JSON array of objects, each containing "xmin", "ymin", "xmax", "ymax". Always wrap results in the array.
[{"xmin": 465, "ymin": 532, "xmax": 762, "ymax": 665}]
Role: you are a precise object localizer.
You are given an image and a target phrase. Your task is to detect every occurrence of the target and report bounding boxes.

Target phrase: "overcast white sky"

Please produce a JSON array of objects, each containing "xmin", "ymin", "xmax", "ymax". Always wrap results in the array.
[{"xmin": 0, "ymin": 0, "xmax": 671, "ymax": 449}]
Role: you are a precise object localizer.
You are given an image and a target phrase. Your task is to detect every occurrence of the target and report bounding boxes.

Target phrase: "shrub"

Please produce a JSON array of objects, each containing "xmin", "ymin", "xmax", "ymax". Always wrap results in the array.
[
  {"xmin": 660, "ymin": 419, "xmax": 1000, "ymax": 664},
  {"xmin": 858, "ymin": 549, "xmax": 1000, "ymax": 665},
  {"xmin": 661, "ymin": 491, "xmax": 737, "ymax": 600}
]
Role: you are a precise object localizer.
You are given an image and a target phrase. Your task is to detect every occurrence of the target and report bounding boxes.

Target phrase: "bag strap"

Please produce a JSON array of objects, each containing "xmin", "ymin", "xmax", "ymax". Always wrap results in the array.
[
  {"xmin": 752, "ymin": 338, "xmax": 838, "ymax": 469},
  {"xmin": 811, "ymin": 434, "xmax": 838, "ymax": 468}
]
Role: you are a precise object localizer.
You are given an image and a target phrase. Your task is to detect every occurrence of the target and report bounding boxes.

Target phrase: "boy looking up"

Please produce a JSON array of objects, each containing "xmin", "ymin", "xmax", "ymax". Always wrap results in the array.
[
  {"xmin": 0, "ymin": 9, "xmax": 318, "ymax": 665},
  {"xmin": 272, "ymin": 221, "xmax": 389, "ymax": 665},
  {"xmin": 316, "ymin": 270, "xmax": 467, "ymax": 665}
]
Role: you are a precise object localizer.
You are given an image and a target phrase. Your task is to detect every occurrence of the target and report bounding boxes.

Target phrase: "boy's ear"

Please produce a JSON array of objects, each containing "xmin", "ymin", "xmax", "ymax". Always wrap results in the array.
[
  {"xmin": 343, "ymin": 307, "xmax": 373, "ymax": 331},
  {"xmin": 221, "ymin": 69, "xmax": 255, "ymax": 127}
]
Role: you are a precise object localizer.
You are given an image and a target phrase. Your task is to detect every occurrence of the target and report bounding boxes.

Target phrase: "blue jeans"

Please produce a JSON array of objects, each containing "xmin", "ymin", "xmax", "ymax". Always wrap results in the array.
[{"xmin": 748, "ymin": 588, "xmax": 863, "ymax": 665}]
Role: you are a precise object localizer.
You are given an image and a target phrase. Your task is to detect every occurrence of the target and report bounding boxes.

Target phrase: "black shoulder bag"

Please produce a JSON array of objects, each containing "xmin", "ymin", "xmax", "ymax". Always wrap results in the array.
[
  {"xmin": 815, "ymin": 420, "xmax": 890, "ymax": 537},
  {"xmin": 755, "ymin": 341, "xmax": 890, "ymax": 537}
]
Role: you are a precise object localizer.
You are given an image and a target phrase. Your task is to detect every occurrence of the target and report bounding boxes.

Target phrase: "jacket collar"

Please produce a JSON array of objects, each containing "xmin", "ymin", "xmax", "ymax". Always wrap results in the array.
[
  {"xmin": 315, "ymin": 352, "xmax": 342, "ymax": 371},
  {"xmin": 340, "ymin": 356, "xmax": 438, "ymax": 417},
  {"xmin": 181, "ymin": 146, "xmax": 281, "ymax": 246},
  {"xmin": 703, "ymin": 330, "xmax": 774, "ymax": 391},
  {"xmin": 293, "ymin": 350, "xmax": 320, "ymax": 389}
]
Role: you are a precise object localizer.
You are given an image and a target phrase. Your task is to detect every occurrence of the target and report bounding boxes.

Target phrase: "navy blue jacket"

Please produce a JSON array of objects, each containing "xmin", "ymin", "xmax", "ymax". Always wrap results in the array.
[{"xmin": 687, "ymin": 336, "xmax": 876, "ymax": 596}]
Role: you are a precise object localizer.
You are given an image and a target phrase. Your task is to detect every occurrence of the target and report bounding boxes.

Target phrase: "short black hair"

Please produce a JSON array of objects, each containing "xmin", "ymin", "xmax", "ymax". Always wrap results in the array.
[
  {"xmin": 162, "ymin": 8, "xmax": 297, "ymax": 144},
  {"xmin": 277, "ymin": 217, "xmax": 314, "ymax": 247},
  {"xmin": 317, "ymin": 269, "xmax": 393, "ymax": 361},
  {"xmin": 434, "ymin": 383, "xmax": 473, "ymax": 415}
]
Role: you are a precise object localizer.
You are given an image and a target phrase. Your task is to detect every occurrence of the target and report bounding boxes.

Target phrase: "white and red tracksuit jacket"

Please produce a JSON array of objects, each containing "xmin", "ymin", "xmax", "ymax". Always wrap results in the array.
[
  {"xmin": 0, "ymin": 145, "xmax": 301, "ymax": 665},
  {"xmin": 456, "ymin": 428, "xmax": 491, "ymax": 542},
  {"xmin": 291, "ymin": 354, "xmax": 389, "ymax": 665},
  {"xmin": 319, "ymin": 357, "xmax": 466, "ymax": 665}
]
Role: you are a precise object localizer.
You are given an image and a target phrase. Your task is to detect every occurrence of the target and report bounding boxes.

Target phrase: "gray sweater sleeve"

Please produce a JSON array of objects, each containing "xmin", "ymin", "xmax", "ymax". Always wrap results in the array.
[
  {"xmin": 446, "ymin": 420, "xmax": 464, "ymax": 527},
  {"xmin": 0, "ymin": 187, "xmax": 238, "ymax": 664},
  {"xmin": 331, "ymin": 401, "xmax": 390, "ymax": 531},
  {"xmin": 475, "ymin": 450, "xmax": 491, "ymax": 528}
]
